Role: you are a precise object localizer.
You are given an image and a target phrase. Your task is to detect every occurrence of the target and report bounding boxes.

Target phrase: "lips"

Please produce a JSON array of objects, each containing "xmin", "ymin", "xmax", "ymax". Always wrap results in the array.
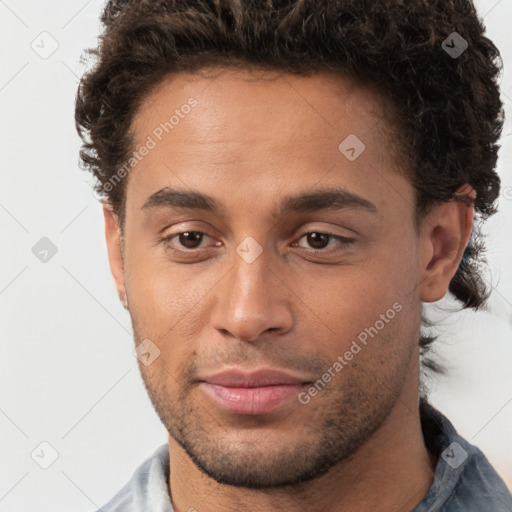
[
  {"xmin": 199, "ymin": 368, "xmax": 311, "ymax": 415},
  {"xmin": 203, "ymin": 368, "xmax": 308, "ymax": 387}
]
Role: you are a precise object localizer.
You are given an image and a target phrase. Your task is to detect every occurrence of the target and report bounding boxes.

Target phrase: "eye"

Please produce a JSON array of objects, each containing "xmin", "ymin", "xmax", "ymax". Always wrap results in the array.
[
  {"xmin": 293, "ymin": 231, "xmax": 355, "ymax": 252},
  {"xmin": 160, "ymin": 229, "xmax": 355, "ymax": 260},
  {"xmin": 161, "ymin": 230, "xmax": 218, "ymax": 254}
]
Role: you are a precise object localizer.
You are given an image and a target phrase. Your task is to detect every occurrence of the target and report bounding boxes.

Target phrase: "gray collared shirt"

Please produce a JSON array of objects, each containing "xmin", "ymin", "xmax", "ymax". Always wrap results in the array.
[{"xmin": 95, "ymin": 401, "xmax": 512, "ymax": 511}]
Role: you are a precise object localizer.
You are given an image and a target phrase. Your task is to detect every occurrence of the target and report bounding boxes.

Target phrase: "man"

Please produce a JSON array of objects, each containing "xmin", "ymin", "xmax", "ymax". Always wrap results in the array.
[{"xmin": 75, "ymin": 0, "xmax": 512, "ymax": 510}]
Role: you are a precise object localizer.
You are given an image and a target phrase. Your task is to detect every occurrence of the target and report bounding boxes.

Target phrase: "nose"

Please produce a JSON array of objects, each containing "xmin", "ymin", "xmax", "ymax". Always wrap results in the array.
[{"xmin": 210, "ymin": 244, "xmax": 293, "ymax": 342}]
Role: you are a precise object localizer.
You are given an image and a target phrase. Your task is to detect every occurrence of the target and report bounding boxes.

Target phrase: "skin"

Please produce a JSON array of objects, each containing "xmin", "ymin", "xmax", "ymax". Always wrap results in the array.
[{"xmin": 103, "ymin": 67, "xmax": 474, "ymax": 512}]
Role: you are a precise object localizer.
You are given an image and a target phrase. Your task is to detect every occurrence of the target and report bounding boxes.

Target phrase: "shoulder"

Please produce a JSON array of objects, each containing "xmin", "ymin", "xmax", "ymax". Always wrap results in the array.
[
  {"xmin": 416, "ymin": 401, "xmax": 512, "ymax": 512},
  {"xmin": 444, "ymin": 440, "xmax": 512, "ymax": 511},
  {"xmin": 92, "ymin": 444, "xmax": 171, "ymax": 512}
]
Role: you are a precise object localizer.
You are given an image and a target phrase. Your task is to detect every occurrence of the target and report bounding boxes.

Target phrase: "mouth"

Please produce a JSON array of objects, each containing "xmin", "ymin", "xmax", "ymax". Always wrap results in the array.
[{"xmin": 198, "ymin": 368, "xmax": 312, "ymax": 415}]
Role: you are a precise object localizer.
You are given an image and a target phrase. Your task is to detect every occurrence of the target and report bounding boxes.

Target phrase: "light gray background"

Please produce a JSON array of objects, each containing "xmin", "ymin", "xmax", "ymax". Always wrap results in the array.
[{"xmin": 0, "ymin": 1, "xmax": 511, "ymax": 510}]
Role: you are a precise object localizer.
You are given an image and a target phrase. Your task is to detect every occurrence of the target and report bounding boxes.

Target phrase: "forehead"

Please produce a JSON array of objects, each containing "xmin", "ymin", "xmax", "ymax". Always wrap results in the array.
[
  {"xmin": 132, "ymin": 66, "xmax": 392, "ymax": 148},
  {"xmin": 126, "ymin": 67, "xmax": 408, "ymax": 217}
]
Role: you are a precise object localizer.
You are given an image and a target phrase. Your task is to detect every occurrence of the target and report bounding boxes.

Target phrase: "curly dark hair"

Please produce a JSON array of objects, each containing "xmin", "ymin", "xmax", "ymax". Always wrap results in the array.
[{"xmin": 75, "ymin": 0, "xmax": 504, "ymax": 379}]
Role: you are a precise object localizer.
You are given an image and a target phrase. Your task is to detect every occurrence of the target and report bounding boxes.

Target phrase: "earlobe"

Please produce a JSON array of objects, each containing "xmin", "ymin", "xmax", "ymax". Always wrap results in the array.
[
  {"xmin": 418, "ymin": 185, "xmax": 475, "ymax": 303},
  {"xmin": 103, "ymin": 202, "xmax": 128, "ymax": 308}
]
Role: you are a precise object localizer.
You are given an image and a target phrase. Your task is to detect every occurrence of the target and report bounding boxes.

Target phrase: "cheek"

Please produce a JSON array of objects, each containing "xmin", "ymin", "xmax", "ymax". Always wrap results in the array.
[
  {"xmin": 125, "ymin": 243, "xmax": 198, "ymax": 316},
  {"xmin": 293, "ymin": 243, "xmax": 418, "ymax": 357},
  {"xmin": 129, "ymin": 272, "xmax": 201, "ymax": 381},
  {"xmin": 125, "ymin": 255, "xmax": 216, "ymax": 360}
]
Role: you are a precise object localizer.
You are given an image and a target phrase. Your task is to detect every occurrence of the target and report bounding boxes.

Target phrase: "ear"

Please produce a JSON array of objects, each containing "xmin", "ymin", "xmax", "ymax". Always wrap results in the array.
[
  {"xmin": 418, "ymin": 184, "xmax": 475, "ymax": 303},
  {"xmin": 103, "ymin": 202, "xmax": 128, "ymax": 309}
]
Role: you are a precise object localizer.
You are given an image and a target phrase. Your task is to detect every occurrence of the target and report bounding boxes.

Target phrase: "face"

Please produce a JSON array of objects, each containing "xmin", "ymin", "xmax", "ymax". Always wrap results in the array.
[{"xmin": 110, "ymin": 67, "xmax": 429, "ymax": 488}]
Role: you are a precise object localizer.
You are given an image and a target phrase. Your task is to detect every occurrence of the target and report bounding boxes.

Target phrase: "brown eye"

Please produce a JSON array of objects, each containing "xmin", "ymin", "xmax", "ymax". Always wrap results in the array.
[
  {"xmin": 161, "ymin": 230, "xmax": 212, "ymax": 253},
  {"xmin": 177, "ymin": 231, "xmax": 205, "ymax": 249},
  {"xmin": 295, "ymin": 232, "xmax": 354, "ymax": 252},
  {"xmin": 305, "ymin": 233, "xmax": 330, "ymax": 250}
]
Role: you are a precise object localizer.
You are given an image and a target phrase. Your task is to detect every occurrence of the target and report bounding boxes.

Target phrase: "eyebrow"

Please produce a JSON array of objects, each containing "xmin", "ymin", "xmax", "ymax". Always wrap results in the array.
[{"xmin": 140, "ymin": 186, "xmax": 378, "ymax": 218}]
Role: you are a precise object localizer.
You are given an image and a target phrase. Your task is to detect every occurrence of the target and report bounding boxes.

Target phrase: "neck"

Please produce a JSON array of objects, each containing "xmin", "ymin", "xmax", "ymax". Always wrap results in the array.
[{"xmin": 168, "ymin": 355, "xmax": 435, "ymax": 512}]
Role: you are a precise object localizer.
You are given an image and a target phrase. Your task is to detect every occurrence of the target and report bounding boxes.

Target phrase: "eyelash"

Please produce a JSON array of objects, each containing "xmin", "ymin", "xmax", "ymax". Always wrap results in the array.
[{"xmin": 160, "ymin": 230, "xmax": 354, "ymax": 258}]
